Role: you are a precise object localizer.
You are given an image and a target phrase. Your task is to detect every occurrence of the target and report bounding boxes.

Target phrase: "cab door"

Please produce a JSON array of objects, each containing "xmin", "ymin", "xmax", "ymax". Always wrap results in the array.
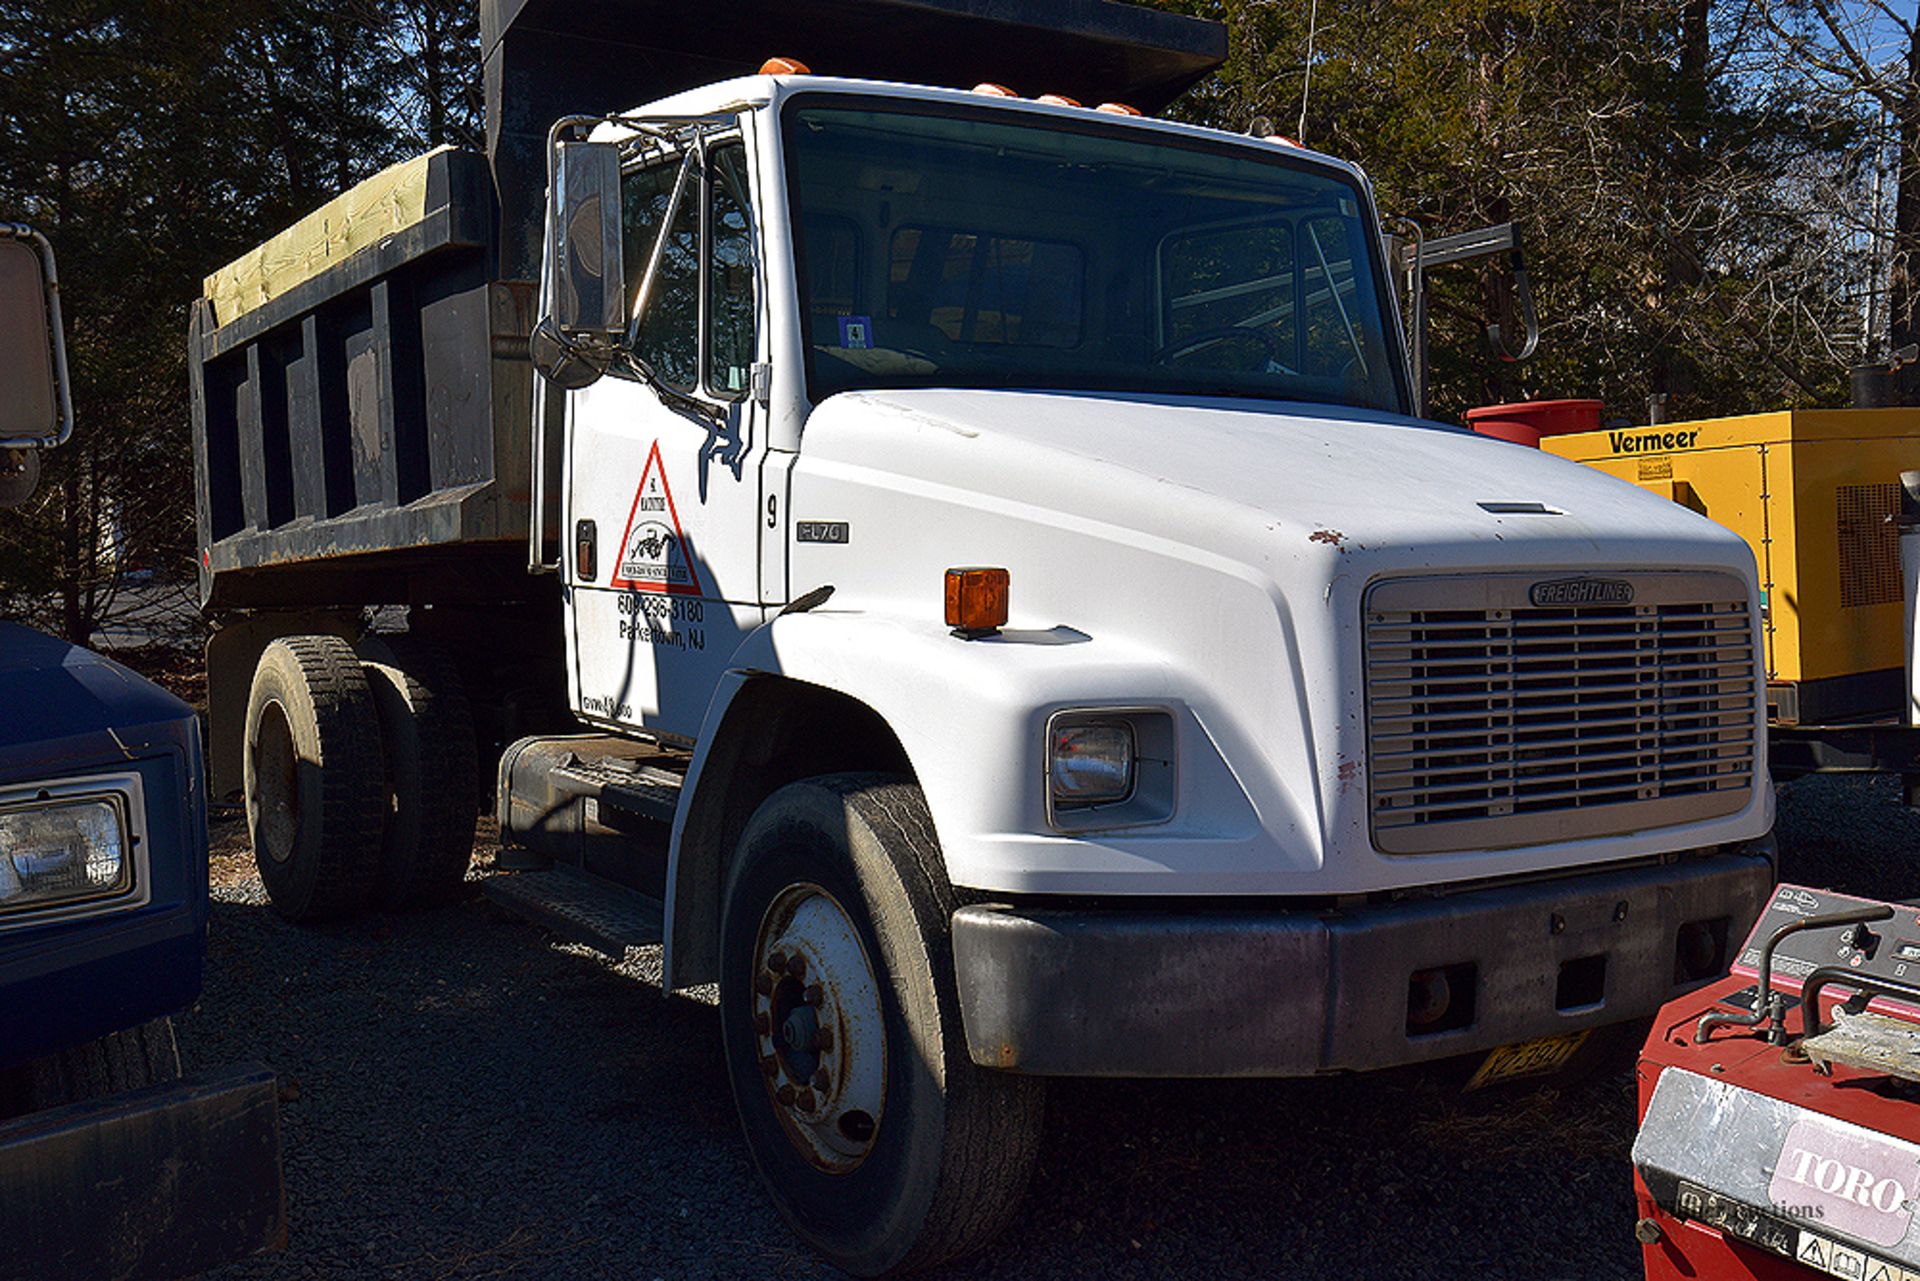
[{"xmin": 565, "ymin": 129, "xmax": 768, "ymax": 740}]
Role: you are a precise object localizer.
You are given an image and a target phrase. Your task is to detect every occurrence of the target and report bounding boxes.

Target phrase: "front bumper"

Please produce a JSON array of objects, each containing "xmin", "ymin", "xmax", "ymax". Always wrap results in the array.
[
  {"xmin": 952, "ymin": 850, "xmax": 1774, "ymax": 1077},
  {"xmin": 0, "ymin": 1064, "xmax": 284, "ymax": 1281}
]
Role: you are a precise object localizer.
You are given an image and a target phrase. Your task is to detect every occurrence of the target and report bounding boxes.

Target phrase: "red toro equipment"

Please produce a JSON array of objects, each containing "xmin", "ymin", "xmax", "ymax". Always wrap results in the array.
[{"xmin": 1634, "ymin": 882, "xmax": 1920, "ymax": 1281}]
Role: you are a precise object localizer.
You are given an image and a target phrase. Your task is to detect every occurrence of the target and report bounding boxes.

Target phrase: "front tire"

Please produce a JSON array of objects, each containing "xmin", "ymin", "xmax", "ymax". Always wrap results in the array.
[
  {"xmin": 719, "ymin": 775, "xmax": 1043, "ymax": 1277},
  {"xmin": 0, "ymin": 1019, "xmax": 180, "ymax": 1119}
]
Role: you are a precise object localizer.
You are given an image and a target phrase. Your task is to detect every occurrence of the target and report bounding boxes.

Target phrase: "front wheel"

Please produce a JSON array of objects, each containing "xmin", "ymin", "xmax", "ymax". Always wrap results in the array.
[
  {"xmin": 718, "ymin": 775, "xmax": 1043, "ymax": 1277},
  {"xmin": 0, "ymin": 1018, "xmax": 180, "ymax": 1119}
]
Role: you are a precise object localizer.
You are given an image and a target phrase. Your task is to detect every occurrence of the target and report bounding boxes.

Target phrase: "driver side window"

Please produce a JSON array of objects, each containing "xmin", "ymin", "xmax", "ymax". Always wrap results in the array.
[
  {"xmin": 623, "ymin": 157, "xmax": 699, "ymax": 390},
  {"xmin": 622, "ymin": 143, "xmax": 758, "ymax": 398}
]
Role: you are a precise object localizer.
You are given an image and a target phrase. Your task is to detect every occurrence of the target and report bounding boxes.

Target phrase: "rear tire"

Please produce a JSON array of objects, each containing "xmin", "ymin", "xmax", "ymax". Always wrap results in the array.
[
  {"xmin": 357, "ymin": 635, "xmax": 479, "ymax": 907},
  {"xmin": 718, "ymin": 774, "xmax": 1043, "ymax": 1277},
  {"xmin": 244, "ymin": 635, "xmax": 386, "ymax": 921}
]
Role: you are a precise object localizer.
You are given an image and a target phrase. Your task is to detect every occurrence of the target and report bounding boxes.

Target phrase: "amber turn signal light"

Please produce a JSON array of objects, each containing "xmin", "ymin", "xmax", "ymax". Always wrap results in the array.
[
  {"xmin": 759, "ymin": 56, "xmax": 811, "ymax": 75},
  {"xmin": 945, "ymin": 567, "xmax": 1009, "ymax": 637}
]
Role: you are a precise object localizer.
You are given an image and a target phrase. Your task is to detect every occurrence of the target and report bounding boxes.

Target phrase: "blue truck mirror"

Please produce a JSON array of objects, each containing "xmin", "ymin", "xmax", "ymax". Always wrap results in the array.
[
  {"xmin": 0, "ymin": 446, "xmax": 40, "ymax": 509},
  {"xmin": 0, "ymin": 225, "xmax": 71, "ymax": 452}
]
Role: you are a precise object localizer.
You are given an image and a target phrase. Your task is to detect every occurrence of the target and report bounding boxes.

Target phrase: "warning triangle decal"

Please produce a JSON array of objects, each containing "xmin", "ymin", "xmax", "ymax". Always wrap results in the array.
[
  {"xmin": 1800, "ymin": 1235, "xmax": 1827, "ymax": 1268},
  {"xmin": 609, "ymin": 441, "xmax": 704, "ymax": 596}
]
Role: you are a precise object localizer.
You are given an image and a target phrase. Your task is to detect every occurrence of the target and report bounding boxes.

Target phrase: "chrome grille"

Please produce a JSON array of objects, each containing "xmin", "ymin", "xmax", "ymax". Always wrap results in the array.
[{"xmin": 1365, "ymin": 573, "xmax": 1758, "ymax": 854}]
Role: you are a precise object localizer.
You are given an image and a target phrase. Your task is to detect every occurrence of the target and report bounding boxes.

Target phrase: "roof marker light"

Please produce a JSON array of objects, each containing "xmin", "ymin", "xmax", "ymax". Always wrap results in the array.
[
  {"xmin": 972, "ymin": 82, "xmax": 1018, "ymax": 97},
  {"xmin": 1036, "ymin": 93, "xmax": 1082, "ymax": 107},
  {"xmin": 759, "ymin": 57, "xmax": 810, "ymax": 75},
  {"xmin": 1095, "ymin": 102, "xmax": 1142, "ymax": 116}
]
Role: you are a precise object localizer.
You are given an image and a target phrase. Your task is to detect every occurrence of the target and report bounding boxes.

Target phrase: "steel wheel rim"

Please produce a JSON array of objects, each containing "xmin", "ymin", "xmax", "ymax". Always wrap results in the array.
[
  {"xmin": 751, "ymin": 881, "xmax": 887, "ymax": 1174},
  {"xmin": 251, "ymin": 700, "xmax": 299, "ymax": 865}
]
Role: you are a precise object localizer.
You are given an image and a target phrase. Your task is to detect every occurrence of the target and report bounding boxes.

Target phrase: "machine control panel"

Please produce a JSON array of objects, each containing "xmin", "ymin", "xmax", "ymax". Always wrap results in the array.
[{"xmin": 1732, "ymin": 884, "xmax": 1920, "ymax": 1009}]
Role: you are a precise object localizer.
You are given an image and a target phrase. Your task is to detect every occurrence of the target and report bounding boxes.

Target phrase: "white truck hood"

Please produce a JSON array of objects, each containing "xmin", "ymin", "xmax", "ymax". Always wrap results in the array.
[
  {"xmin": 786, "ymin": 388, "xmax": 1770, "ymax": 897},
  {"xmin": 821, "ymin": 388, "xmax": 1739, "ymax": 567}
]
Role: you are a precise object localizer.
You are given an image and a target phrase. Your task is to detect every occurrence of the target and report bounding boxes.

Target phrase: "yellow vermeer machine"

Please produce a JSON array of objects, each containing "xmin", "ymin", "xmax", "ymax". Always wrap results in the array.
[{"xmin": 1543, "ymin": 409, "xmax": 1920, "ymax": 785}]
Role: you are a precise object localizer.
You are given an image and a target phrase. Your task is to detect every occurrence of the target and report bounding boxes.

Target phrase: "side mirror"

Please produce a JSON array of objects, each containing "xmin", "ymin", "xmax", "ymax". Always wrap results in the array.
[
  {"xmin": 533, "ymin": 140, "xmax": 625, "ymax": 390},
  {"xmin": 0, "ymin": 225, "xmax": 72, "ymax": 508},
  {"xmin": 0, "ymin": 226, "xmax": 71, "ymax": 453}
]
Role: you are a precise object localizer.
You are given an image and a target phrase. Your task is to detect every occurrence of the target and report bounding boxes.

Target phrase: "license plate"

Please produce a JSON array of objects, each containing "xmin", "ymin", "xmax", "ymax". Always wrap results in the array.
[{"xmin": 1465, "ymin": 1030, "xmax": 1591, "ymax": 1090}]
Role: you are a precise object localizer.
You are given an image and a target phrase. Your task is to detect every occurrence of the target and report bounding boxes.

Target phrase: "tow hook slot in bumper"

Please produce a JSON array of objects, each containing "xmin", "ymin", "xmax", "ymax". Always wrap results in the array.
[
  {"xmin": 0, "ymin": 1063, "xmax": 285, "ymax": 1280},
  {"xmin": 950, "ymin": 852, "xmax": 1773, "ymax": 1078}
]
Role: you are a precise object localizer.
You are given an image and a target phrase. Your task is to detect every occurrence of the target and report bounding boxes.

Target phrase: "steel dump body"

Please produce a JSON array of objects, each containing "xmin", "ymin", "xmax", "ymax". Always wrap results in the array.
[{"xmin": 188, "ymin": 0, "xmax": 1225, "ymax": 608}]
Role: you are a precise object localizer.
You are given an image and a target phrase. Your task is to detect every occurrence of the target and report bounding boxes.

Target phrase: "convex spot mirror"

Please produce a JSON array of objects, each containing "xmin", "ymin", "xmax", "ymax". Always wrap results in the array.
[
  {"xmin": 0, "ymin": 231, "xmax": 66, "ymax": 449},
  {"xmin": 0, "ymin": 448, "xmax": 41, "ymax": 510},
  {"xmin": 530, "ymin": 317, "xmax": 612, "ymax": 390},
  {"xmin": 533, "ymin": 140, "xmax": 625, "ymax": 390}
]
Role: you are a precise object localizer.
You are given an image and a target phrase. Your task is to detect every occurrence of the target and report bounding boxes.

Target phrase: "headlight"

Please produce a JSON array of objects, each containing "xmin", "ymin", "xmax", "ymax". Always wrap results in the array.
[
  {"xmin": 1049, "ymin": 722, "xmax": 1136, "ymax": 807},
  {"xmin": 0, "ymin": 781, "xmax": 140, "ymax": 920},
  {"xmin": 1045, "ymin": 709, "xmax": 1177, "ymax": 831}
]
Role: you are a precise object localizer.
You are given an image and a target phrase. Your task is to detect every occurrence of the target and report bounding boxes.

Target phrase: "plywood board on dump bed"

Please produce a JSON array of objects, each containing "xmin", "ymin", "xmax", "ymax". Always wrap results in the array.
[{"xmin": 203, "ymin": 147, "xmax": 459, "ymax": 328}]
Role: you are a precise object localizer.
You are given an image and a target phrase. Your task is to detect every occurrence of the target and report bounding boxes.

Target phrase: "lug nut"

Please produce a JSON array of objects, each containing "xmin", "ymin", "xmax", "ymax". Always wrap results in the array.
[
  {"xmin": 812, "ymin": 1068, "xmax": 831, "ymax": 1091},
  {"xmin": 813, "ymin": 1028, "xmax": 834, "ymax": 1052},
  {"xmin": 754, "ymin": 974, "xmax": 774, "ymax": 995},
  {"xmin": 795, "ymin": 1089, "xmax": 816, "ymax": 1111},
  {"xmin": 788, "ymin": 954, "xmax": 808, "ymax": 979},
  {"xmin": 777, "ymin": 1084, "xmax": 798, "ymax": 1105},
  {"xmin": 803, "ymin": 983, "xmax": 824, "ymax": 1005},
  {"xmin": 761, "ymin": 1056, "xmax": 780, "ymax": 1077},
  {"xmin": 753, "ymin": 1011, "xmax": 771, "ymax": 1035},
  {"xmin": 767, "ymin": 950, "xmax": 789, "ymax": 974}
]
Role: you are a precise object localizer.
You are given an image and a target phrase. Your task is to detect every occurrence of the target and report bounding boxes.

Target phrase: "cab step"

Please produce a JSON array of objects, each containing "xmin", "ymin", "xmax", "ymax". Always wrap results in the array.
[
  {"xmin": 481, "ymin": 864, "xmax": 664, "ymax": 960},
  {"xmin": 550, "ymin": 754, "xmax": 683, "ymax": 825},
  {"xmin": 497, "ymin": 734, "xmax": 688, "ymax": 872}
]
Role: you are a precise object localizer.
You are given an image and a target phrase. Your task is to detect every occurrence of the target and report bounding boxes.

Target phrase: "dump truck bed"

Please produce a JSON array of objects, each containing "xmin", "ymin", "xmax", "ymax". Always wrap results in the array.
[{"xmin": 190, "ymin": 0, "xmax": 1224, "ymax": 609}]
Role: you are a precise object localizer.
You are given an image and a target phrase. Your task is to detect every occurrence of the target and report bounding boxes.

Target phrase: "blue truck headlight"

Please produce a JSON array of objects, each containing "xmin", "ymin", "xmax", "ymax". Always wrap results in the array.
[{"xmin": 0, "ymin": 780, "xmax": 141, "ymax": 919}]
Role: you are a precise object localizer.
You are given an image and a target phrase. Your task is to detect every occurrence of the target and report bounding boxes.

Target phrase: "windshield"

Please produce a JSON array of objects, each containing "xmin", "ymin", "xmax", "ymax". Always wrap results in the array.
[{"xmin": 783, "ymin": 97, "xmax": 1409, "ymax": 414}]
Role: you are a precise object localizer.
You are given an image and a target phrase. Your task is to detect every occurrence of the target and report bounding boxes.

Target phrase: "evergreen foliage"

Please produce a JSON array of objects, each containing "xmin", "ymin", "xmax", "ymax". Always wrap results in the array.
[{"xmin": 0, "ymin": 0, "xmax": 1892, "ymax": 639}]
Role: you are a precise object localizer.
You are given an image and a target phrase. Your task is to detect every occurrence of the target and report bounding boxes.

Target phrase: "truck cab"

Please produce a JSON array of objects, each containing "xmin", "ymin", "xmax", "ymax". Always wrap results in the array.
[
  {"xmin": 0, "ymin": 223, "xmax": 282, "ymax": 1279},
  {"xmin": 530, "ymin": 64, "xmax": 1776, "ymax": 1266}
]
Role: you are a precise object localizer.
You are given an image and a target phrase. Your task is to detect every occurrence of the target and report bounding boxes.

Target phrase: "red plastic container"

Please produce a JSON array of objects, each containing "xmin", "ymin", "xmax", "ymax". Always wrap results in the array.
[{"xmin": 1464, "ymin": 399, "xmax": 1604, "ymax": 448}]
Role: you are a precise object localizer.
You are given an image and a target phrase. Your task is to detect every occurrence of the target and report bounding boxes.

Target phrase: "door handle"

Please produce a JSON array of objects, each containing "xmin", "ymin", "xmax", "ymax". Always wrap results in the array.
[{"xmin": 575, "ymin": 518, "xmax": 597, "ymax": 582}]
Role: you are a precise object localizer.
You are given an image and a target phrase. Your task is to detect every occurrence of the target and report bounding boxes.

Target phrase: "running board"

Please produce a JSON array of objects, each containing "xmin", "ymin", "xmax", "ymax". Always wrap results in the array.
[{"xmin": 481, "ymin": 865, "xmax": 664, "ymax": 960}]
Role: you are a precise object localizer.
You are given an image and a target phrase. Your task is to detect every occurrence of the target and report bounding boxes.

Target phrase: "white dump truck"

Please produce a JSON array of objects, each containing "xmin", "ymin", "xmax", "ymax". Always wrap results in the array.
[{"xmin": 190, "ymin": 0, "xmax": 1776, "ymax": 1272}]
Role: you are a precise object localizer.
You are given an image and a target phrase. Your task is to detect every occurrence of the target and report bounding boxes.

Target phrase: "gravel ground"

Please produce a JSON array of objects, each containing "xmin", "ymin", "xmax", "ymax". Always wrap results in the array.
[{"xmin": 180, "ymin": 774, "xmax": 1920, "ymax": 1281}]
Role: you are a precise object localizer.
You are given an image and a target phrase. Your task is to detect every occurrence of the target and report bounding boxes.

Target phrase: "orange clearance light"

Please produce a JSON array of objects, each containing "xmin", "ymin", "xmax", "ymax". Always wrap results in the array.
[
  {"xmin": 972, "ymin": 82, "xmax": 1018, "ymax": 97},
  {"xmin": 1096, "ymin": 102, "xmax": 1142, "ymax": 116},
  {"xmin": 945, "ymin": 567, "xmax": 1010, "ymax": 637},
  {"xmin": 759, "ymin": 56, "xmax": 811, "ymax": 75},
  {"xmin": 1036, "ymin": 93, "xmax": 1082, "ymax": 107}
]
